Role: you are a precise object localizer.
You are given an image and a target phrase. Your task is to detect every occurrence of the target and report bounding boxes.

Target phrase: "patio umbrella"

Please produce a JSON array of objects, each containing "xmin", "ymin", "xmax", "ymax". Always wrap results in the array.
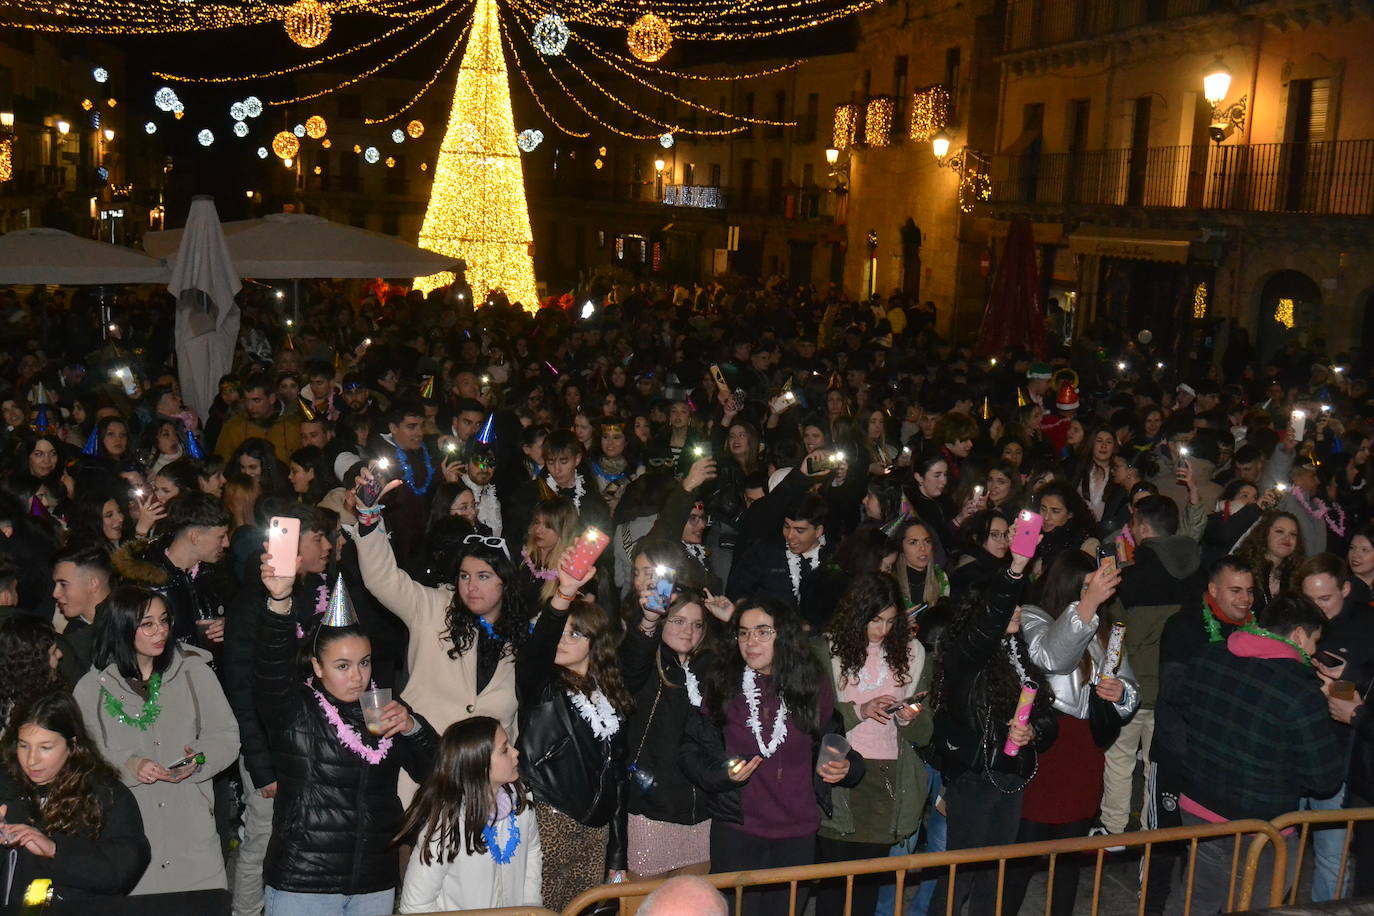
[
  {"xmin": 168, "ymin": 196, "xmax": 241, "ymax": 422},
  {"xmin": 144, "ymin": 212, "xmax": 457, "ymax": 279},
  {"xmin": 0, "ymin": 228, "xmax": 168, "ymax": 285},
  {"xmin": 974, "ymin": 217, "xmax": 1046, "ymax": 359}
]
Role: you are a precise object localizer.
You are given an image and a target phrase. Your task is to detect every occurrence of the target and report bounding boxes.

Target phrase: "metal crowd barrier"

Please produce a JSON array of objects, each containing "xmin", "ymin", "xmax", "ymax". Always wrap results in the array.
[{"xmin": 399, "ymin": 807, "xmax": 1374, "ymax": 916}]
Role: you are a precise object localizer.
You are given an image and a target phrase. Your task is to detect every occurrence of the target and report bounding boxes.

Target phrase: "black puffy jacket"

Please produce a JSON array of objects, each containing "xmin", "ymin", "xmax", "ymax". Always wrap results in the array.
[
  {"xmin": 620, "ymin": 628, "xmax": 710, "ymax": 826},
  {"xmin": 930, "ymin": 568, "xmax": 1058, "ymax": 780},
  {"xmin": 516, "ymin": 604, "xmax": 628, "ymax": 872},
  {"xmin": 254, "ymin": 609, "xmax": 437, "ymax": 895}
]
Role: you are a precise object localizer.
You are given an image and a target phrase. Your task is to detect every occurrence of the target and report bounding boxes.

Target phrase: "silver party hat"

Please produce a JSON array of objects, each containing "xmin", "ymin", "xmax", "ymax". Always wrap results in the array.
[{"xmin": 321, "ymin": 573, "xmax": 358, "ymax": 628}]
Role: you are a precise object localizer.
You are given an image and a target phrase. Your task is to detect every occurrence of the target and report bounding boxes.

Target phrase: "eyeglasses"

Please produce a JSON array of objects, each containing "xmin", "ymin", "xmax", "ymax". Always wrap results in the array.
[
  {"xmin": 138, "ymin": 619, "xmax": 171, "ymax": 635},
  {"xmin": 988, "ymin": 530, "xmax": 1011, "ymax": 541},
  {"xmin": 666, "ymin": 616, "xmax": 705, "ymax": 632},
  {"xmin": 736, "ymin": 626, "xmax": 777, "ymax": 643},
  {"xmin": 559, "ymin": 629, "xmax": 590, "ymax": 642},
  {"xmin": 463, "ymin": 534, "xmax": 510, "ymax": 560}
]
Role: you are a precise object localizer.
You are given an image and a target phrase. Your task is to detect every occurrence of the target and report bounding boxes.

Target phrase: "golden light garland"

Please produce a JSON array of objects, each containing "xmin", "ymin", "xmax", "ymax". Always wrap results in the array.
[
  {"xmin": 1275, "ymin": 297, "xmax": 1295, "ymax": 329},
  {"xmin": 305, "ymin": 115, "xmax": 328, "ymax": 138},
  {"xmin": 626, "ymin": 13, "xmax": 672, "ymax": 63},
  {"xmin": 908, "ymin": 84, "xmax": 948, "ymax": 142},
  {"xmin": 283, "ymin": 0, "xmax": 332, "ymax": 47},
  {"xmin": 415, "ymin": 0, "xmax": 537, "ymax": 309},
  {"xmin": 0, "ymin": 139, "xmax": 12, "ymax": 183},
  {"xmin": 500, "ymin": 15, "xmax": 591, "ymax": 137},
  {"xmin": 832, "ymin": 103, "xmax": 856, "ymax": 150},
  {"xmin": 362, "ymin": 15, "xmax": 471, "ymax": 123},
  {"xmin": 1193, "ymin": 282, "xmax": 1208, "ymax": 319},
  {"xmin": 958, "ymin": 168, "xmax": 991, "ymax": 213},
  {"xmin": 272, "ymin": 131, "xmax": 301, "ymax": 160},
  {"xmin": 865, "ymin": 95, "xmax": 894, "ymax": 147}
]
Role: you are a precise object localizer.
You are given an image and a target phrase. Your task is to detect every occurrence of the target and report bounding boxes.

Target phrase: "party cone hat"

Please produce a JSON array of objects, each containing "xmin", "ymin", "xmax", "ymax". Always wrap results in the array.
[
  {"xmin": 827, "ymin": 371, "xmax": 843, "ymax": 391},
  {"xmin": 476, "ymin": 412, "xmax": 496, "ymax": 445},
  {"xmin": 82, "ymin": 425, "xmax": 100, "ymax": 455},
  {"xmin": 980, "ymin": 397, "xmax": 993, "ymax": 420},
  {"xmin": 419, "ymin": 376, "xmax": 435, "ymax": 400},
  {"xmin": 31, "ymin": 382, "xmax": 51, "ymax": 406},
  {"xmin": 183, "ymin": 425, "xmax": 205, "ymax": 460},
  {"xmin": 282, "ymin": 333, "xmax": 295, "ymax": 352},
  {"xmin": 537, "ymin": 476, "xmax": 558, "ymax": 501},
  {"xmin": 882, "ymin": 512, "xmax": 913, "ymax": 539},
  {"xmin": 297, "ymin": 397, "xmax": 317, "ymax": 422},
  {"xmin": 322, "ymin": 573, "xmax": 358, "ymax": 628},
  {"xmin": 33, "ymin": 403, "xmax": 50, "ymax": 433},
  {"xmin": 1016, "ymin": 387, "xmax": 1030, "ymax": 408}
]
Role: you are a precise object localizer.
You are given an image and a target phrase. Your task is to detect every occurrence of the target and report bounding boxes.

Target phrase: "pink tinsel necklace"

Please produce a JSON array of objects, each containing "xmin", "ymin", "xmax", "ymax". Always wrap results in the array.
[
  {"xmin": 1294, "ymin": 486, "xmax": 1347, "ymax": 537},
  {"xmin": 309, "ymin": 684, "xmax": 393, "ymax": 765}
]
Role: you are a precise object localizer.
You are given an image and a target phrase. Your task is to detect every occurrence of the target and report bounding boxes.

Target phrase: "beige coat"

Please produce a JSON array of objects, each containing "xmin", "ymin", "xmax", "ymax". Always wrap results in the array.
[
  {"xmin": 74, "ymin": 645, "xmax": 240, "ymax": 896},
  {"xmin": 353, "ymin": 523, "xmax": 519, "ymax": 737}
]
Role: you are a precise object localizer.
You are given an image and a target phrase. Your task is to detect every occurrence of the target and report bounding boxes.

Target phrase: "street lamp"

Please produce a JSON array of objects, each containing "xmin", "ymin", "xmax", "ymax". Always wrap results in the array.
[
  {"xmin": 103, "ymin": 128, "xmax": 115, "ymax": 142},
  {"xmin": 653, "ymin": 158, "xmax": 666, "ymax": 173},
  {"xmin": 825, "ymin": 147, "xmax": 840, "ymax": 165},
  {"xmin": 1203, "ymin": 57, "xmax": 1246, "ymax": 144},
  {"xmin": 55, "ymin": 120, "xmax": 70, "ymax": 136},
  {"xmin": 0, "ymin": 112, "xmax": 13, "ymax": 130},
  {"xmin": 931, "ymin": 129, "xmax": 952, "ymax": 161},
  {"xmin": 1203, "ymin": 59, "xmax": 1231, "ymax": 105}
]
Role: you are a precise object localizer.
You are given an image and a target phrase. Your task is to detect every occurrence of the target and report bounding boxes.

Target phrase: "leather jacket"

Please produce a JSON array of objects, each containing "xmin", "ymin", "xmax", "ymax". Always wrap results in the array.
[{"xmin": 516, "ymin": 604, "xmax": 628, "ymax": 872}]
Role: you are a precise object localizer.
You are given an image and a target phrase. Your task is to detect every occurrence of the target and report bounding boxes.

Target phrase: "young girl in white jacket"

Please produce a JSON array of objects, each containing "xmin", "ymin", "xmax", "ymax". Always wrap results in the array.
[{"xmin": 396, "ymin": 716, "xmax": 542, "ymax": 913}]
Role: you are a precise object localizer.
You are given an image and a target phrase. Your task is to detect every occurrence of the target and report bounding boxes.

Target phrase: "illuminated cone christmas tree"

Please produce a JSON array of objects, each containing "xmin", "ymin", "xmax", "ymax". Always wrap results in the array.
[{"xmin": 414, "ymin": 0, "xmax": 538, "ymax": 311}]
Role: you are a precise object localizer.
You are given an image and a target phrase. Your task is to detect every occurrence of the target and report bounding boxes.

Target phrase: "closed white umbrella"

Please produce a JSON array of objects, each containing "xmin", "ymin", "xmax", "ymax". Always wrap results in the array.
[
  {"xmin": 0, "ymin": 228, "xmax": 168, "ymax": 285},
  {"xmin": 145, "ymin": 212, "xmax": 456, "ymax": 279},
  {"xmin": 168, "ymin": 196, "xmax": 241, "ymax": 422}
]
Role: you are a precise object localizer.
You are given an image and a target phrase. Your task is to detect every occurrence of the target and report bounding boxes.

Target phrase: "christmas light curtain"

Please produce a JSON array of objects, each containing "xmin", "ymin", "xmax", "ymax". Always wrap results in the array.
[{"xmin": 414, "ymin": 0, "xmax": 538, "ymax": 309}]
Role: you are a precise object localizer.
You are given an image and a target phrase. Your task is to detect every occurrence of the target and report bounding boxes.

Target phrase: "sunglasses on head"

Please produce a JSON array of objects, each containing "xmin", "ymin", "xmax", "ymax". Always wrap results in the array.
[{"xmin": 463, "ymin": 534, "xmax": 510, "ymax": 559}]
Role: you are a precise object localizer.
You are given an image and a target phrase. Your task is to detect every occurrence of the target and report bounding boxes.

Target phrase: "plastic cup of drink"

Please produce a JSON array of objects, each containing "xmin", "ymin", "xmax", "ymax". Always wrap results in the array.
[
  {"xmin": 817, "ymin": 733, "xmax": 849, "ymax": 771},
  {"xmin": 361, "ymin": 687, "xmax": 391, "ymax": 735}
]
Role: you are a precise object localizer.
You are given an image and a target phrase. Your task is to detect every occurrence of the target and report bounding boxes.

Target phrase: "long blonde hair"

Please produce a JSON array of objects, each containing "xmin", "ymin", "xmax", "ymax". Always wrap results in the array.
[{"xmin": 525, "ymin": 496, "xmax": 580, "ymax": 601}]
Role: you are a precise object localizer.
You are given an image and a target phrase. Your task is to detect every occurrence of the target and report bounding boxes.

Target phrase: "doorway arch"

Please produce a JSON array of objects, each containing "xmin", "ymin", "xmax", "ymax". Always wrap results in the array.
[{"xmin": 1256, "ymin": 270, "xmax": 1321, "ymax": 361}]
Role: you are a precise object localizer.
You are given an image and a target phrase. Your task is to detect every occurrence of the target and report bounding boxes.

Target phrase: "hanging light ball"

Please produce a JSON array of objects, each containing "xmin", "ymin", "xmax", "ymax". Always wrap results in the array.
[
  {"xmin": 233, "ymin": 121, "xmax": 249, "ymax": 138},
  {"xmin": 321, "ymin": 138, "xmax": 332, "ymax": 149},
  {"xmin": 626, "ymin": 13, "xmax": 672, "ymax": 63},
  {"xmin": 293, "ymin": 123, "xmax": 306, "ymax": 138},
  {"xmin": 197, "ymin": 129, "xmax": 214, "ymax": 147},
  {"xmin": 419, "ymin": 162, "xmax": 428, "ymax": 171},
  {"xmin": 272, "ymin": 131, "xmax": 300, "ymax": 160},
  {"xmin": 154, "ymin": 87, "xmax": 178, "ymax": 112},
  {"xmin": 305, "ymin": 115, "xmax": 328, "ymax": 139},
  {"xmin": 364, "ymin": 146, "xmax": 380, "ymax": 164},
  {"xmin": 144, "ymin": 121, "xmax": 157, "ymax": 135},
  {"xmin": 391, "ymin": 128, "xmax": 405, "ymax": 144},
  {"xmin": 594, "ymin": 157, "xmax": 604, "ymax": 169},
  {"xmin": 516, "ymin": 128, "xmax": 543, "ymax": 152},
  {"xmin": 353, "ymin": 144, "xmax": 362, "ymax": 154},
  {"xmin": 230, "ymin": 101, "xmax": 248, "ymax": 121},
  {"xmin": 385, "ymin": 156, "xmax": 396, "ymax": 168},
  {"xmin": 659, "ymin": 132, "xmax": 674, "ymax": 148},
  {"xmin": 244, "ymin": 96, "xmax": 264, "ymax": 118},
  {"xmin": 532, "ymin": 13, "xmax": 570, "ymax": 55},
  {"xmin": 257, "ymin": 146, "xmax": 270, "ymax": 159},
  {"xmin": 406, "ymin": 119, "xmax": 424, "ymax": 139},
  {"xmin": 173, "ymin": 103, "xmax": 185, "ymax": 119},
  {"xmin": 283, "ymin": 0, "xmax": 331, "ymax": 48},
  {"xmin": 92, "ymin": 67, "xmax": 109, "ymax": 83}
]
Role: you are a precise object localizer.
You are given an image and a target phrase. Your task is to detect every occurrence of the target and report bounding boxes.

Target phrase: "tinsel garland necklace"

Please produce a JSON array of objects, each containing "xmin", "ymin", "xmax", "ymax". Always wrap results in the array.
[
  {"xmin": 742, "ymin": 667, "xmax": 789, "ymax": 758},
  {"xmin": 310, "ymin": 686, "xmax": 393, "ymax": 764},
  {"xmin": 394, "ymin": 445, "xmax": 435, "ymax": 496},
  {"xmin": 1240, "ymin": 620, "xmax": 1313, "ymax": 667},
  {"xmin": 1294, "ymin": 486, "xmax": 1347, "ymax": 536},
  {"xmin": 101, "ymin": 674, "xmax": 162, "ymax": 730},
  {"xmin": 482, "ymin": 810, "xmax": 521, "ymax": 864}
]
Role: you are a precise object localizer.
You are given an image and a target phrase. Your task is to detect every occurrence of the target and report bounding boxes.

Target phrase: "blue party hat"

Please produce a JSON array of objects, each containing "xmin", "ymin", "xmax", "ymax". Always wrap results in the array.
[
  {"xmin": 476, "ymin": 412, "xmax": 496, "ymax": 446},
  {"xmin": 182, "ymin": 425, "xmax": 205, "ymax": 460},
  {"xmin": 82, "ymin": 425, "xmax": 100, "ymax": 455}
]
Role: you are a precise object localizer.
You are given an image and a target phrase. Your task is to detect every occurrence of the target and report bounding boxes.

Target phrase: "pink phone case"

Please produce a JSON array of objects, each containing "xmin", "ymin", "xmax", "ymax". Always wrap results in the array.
[
  {"xmin": 267, "ymin": 517, "xmax": 300, "ymax": 579},
  {"xmin": 1010, "ymin": 510, "xmax": 1043, "ymax": 558},
  {"xmin": 560, "ymin": 527, "xmax": 610, "ymax": 580}
]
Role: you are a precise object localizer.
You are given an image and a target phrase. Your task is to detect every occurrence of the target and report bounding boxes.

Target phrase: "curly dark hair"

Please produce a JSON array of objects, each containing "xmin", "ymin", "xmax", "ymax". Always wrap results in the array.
[
  {"xmin": 930, "ymin": 585, "xmax": 1050, "ymax": 726},
  {"xmin": 0, "ymin": 616, "xmax": 60, "ymax": 727},
  {"xmin": 3, "ymin": 691, "xmax": 121, "ymax": 839},
  {"xmin": 561, "ymin": 600, "xmax": 634, "ymax": 714},
  {"xmin": 825, "ymin": 573, "xmax": 913, "ymax": 689},
  {"xmin": 1237, "ymin": 509, "xmax": 1306, "ymax": 596},
  {"xmin": 707, "ymin": 596, "xmax": 822, "ymax": 735},
  {"xmin": 444, "ymin": 540, "xmax": 532, "ymax": 664}
]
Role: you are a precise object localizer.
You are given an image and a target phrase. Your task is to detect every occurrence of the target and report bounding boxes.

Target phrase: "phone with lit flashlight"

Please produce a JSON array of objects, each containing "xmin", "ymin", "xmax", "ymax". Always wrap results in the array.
[
  {"xmin": 645, "ymin": 566, "xmax": 676, "ymax": 614},
  {"xmin": 267, "ymin": 517, "xmax": 300, "ymax": 579},
  {"xmin": 885, "ymin": 691, "xmax": 929, "ymax": 715},
  {"xmin": 805, "ymin": 451, "xmax": 831, "ymax": 475},
  {"xmin": 1010, "ymin": 509, "xmax": 1044, "ymax": 558}
]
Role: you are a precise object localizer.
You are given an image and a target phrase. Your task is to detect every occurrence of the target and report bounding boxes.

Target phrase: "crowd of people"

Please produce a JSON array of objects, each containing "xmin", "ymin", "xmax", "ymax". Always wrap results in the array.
[{"xmin": 0, "ymin": 279, "xmax": 1370, "ymax": 916}]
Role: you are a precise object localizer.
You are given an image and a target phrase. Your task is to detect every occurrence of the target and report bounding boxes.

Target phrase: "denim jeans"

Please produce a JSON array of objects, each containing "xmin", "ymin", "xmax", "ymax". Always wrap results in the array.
[
  {"xmin": 264, "ymin": 887, "xmax": 395, "ymax": 916},
  {"xmin": 875, "ymin": 764, "xmax": 945, "ymax": 916},
  {"xmin": 1302, "ymin": 784, "xmax": 1352, "ymax": 902}
]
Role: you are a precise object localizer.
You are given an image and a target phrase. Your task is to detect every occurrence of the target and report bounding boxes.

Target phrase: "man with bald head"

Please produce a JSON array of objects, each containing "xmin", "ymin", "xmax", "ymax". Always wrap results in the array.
[{"xmin": 637, "ymin": 876, "xmax": 727, "ymax": 916}]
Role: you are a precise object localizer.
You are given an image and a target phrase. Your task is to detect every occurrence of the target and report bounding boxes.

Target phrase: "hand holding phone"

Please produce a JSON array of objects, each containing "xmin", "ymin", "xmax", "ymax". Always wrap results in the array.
[
  {"xmin": 1010, "ymin": 510, "xmax": 1044, "ymax": 558},
  {"xmin": 710, "ymin": 364, "xmax": 729, "ymax": 392},
  {"xmin": 267, "ymin": 517, "xmax": 300, "ymax": 579},
  {"xmin": 166, "ymin": 751, "xmax": 205, "ymax": 771}
]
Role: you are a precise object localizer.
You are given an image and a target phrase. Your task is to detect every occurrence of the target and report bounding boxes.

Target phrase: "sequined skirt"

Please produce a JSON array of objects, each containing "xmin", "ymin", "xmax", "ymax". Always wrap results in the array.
[{"xmin": 627, "ymin": 813, "xmax": 712, "ymax": 877}]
